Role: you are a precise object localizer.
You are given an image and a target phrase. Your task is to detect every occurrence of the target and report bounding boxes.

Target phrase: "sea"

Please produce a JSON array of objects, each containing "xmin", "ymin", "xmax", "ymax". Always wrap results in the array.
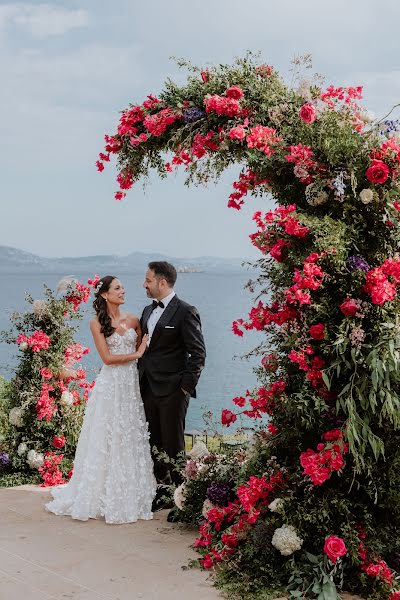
[{"xmin": 0, "ymin": 271, "xmax": 264, "ymax": 432}]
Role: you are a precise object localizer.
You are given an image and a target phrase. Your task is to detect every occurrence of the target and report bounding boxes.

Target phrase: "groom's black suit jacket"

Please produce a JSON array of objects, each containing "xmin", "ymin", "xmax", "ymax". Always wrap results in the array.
[{"xmin": 138, "ymin": 295, "xmax": 206, "ymax": 398}]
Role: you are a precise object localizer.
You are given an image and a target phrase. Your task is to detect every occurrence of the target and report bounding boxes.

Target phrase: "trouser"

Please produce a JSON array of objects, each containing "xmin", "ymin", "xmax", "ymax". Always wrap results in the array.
[{"xmin": 140, "ymin": 374, "xmax": 189, "ymax": 486}]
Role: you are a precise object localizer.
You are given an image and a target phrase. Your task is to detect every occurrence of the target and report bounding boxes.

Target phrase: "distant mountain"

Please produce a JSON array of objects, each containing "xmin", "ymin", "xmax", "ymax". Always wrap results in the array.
[{"xmin": 0, "ymin": 246, "xmax": 251, "ymax": 274}]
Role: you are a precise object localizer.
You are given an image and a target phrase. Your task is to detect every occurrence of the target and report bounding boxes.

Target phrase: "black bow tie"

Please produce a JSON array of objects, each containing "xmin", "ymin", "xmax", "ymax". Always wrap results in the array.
[{"xmin": 152, "ymin": 300, "xmax": 164, "ymax": 310}]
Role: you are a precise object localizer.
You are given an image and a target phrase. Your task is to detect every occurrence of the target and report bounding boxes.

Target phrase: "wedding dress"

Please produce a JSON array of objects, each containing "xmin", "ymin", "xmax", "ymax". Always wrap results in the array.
[{"xmin": 46, "ymin": 328, "xmax": 156, "ymax": 524}]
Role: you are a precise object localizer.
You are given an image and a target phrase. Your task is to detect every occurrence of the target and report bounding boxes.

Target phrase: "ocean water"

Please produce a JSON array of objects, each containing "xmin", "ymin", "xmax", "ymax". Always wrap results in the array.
[{"xmin": 0, "ymin": 271, "xmax": 263, "ymax": 431}]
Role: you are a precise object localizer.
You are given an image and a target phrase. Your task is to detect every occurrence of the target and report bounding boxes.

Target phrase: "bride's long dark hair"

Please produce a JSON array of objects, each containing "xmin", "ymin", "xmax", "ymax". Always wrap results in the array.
[{"xmin": 93, "ymin": 275, "xmax": 117, "ymax": 338}]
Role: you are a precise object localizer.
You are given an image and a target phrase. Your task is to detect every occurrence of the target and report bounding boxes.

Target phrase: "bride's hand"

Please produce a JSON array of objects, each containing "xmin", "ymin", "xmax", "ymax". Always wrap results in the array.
[{"xmin": 136, "ymin": 334, "xmax": 149, "ymax": 358}]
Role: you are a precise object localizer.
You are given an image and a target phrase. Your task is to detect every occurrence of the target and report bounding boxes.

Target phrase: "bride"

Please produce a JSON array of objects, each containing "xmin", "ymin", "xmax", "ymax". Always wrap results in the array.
[{"xmin": 46, "ymin": 275, "xmax": 156, "ymax": 524}]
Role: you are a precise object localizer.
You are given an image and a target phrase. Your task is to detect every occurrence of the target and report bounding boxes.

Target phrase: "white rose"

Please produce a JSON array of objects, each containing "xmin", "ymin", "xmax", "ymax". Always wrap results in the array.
[
  {"xmin": 189, "ymin": 441, "xmax": 210, "ymax": 460},
  {"xmin": 60, "ymin": 391, "xmax": 74, "ymax": 407},
  {"xmin": 27, "ymin": 449, "xmax": 44, "ymax": 469},
  {"xmin": 19, "ymin": 342, "xmax": 28, "ymax": 351},
  {"xmin": 173, "ymin": 483, "xmax": 186, "ymax": 510},
  {"xmin": 202, "ymin": 499, "xmax": 216, "ymax": 518},
  {"xmin": 268, "ymin": 498, "xmax": 284, "ymax": 513},
  {"xmin": 359, "ymin": 188, "xmax": 374, "ymax": 204},
  {"xmin": 17, "ymin": 442, "xmax": 28, "ymax": 456},
  {"xmin": 9, "ymin": 407, "xmax": 24, "ymax": 427},
  {"xmin": 32, "ymin": 299, "xmax": 47, "ymax": 317},
  {"xmin": 272, "ymin": 524, "xmax": 303, "ymax": 556}
]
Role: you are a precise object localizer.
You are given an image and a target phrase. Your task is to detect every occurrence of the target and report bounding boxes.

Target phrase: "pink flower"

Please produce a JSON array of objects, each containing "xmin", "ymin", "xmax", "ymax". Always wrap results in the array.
[
  {"xmin": 52, "ymin": 436, "xmax": 66, "ymax": 449},
  {"xmin": 309, "ymin": 323, "xmax": 325, "ymax": 340},
  {"xmin": 200, "ymin": 69, "xmax": 209, "ymax": 83},
  {"xmin": 228, "ymin": 124, "xmax": 246, "ymax": 140},
  {"xmin": 366, "ymin": 159, "xmax": 390, "ymax": 184},
  {"xmin": 299, "ymin": 103, "xmax": 317, "ymax": 124},
  {"xmin": 143, "ymin": 108, "xmax": 179, "ymax": 137},
  {"xmin": 226, "ymin": 85, "xmax": 244, "ymax": 100},
  {"xmin": 340, "ymin": 298, "xmax": 359, "ymax": 317},
  {"xmin": 221, "ymin": 409, "xmax": 237, "ymax": 427},
  {"xmin": 40, "ymin": 367, "xmax": 53, "ymax": 380},
  {"xmin": 324, "ymin": 536, "xmax": 347, "ymax": 564},
  {"xmin": 96, "ymin": 160, "xmax": 104, "ymax": 172}
]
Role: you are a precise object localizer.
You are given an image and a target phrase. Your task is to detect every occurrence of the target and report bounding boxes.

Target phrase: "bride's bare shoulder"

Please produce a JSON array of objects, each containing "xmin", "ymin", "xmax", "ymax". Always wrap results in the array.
[
  {"xmin": 125, "ymin": 313, "xmax": 140, "ymax": 327},
  {"xmin": 90, "ymin": 318, "xmax": 101, "ymax": 332}
]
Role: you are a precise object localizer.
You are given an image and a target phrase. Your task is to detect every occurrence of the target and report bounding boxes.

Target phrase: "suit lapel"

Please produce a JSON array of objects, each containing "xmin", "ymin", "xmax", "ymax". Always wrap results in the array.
[
  {"xmin": 149, "ymin": 295, "xmax": 180, "ymax": 347},
  {"xmin": 142, "ymin": 304, "xmax": 154, "ymax": 335}
]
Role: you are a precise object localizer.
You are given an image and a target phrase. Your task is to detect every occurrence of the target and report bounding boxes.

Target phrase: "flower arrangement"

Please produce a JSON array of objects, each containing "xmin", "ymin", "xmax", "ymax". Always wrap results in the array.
[
  {"xmin": 0, "ymin": 280, "xmax": 94, "ymax": 486},
  {"xmin": 101, "ymin": 54, "xmax": 400, "ymax": 599}
]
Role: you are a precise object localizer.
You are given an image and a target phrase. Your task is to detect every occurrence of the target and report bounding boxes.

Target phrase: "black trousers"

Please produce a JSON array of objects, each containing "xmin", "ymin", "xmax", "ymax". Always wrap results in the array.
[{"xmin": 140, "ymin": 374, "xmax": 189, "ymax": 486}]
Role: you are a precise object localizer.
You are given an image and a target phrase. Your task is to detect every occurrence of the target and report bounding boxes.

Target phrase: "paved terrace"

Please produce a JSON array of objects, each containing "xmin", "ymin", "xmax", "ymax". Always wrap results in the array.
[
  {"xmin": 0, "ymin": 485, "xmax": 364, "ymax": 600},
  {"xmin": 0, "ymin": 485, "xmax": 222, "ymax": 600}
]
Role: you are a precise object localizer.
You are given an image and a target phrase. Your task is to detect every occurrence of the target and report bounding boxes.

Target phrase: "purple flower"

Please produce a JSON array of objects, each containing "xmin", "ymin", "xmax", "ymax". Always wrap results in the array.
[
  {"xmin": 347, "ymin": 256, "xmax": 370, "ymax": 273},
  {"xmin": 183, "ymin": 108, "xmax": 206, "ymax": 124},
  {"xmin": 0, "ymin": 452, "xmax": 10, "ymax": 467},
  {"xmin": 206, "ymin": 482, "xmax": 231, "ymax": 507}
]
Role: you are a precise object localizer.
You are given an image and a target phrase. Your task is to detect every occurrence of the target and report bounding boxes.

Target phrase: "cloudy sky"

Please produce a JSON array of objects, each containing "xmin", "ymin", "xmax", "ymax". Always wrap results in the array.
[{"xmin": 1, "ymin": 0, "xmax": 400, "ymax": 259}]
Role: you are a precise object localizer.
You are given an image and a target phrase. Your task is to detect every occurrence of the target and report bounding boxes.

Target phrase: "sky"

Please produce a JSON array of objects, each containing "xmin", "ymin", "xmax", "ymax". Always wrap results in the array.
[{"xmin": 1, "ymin": 0, "xmax": 400, "ymax": 259}]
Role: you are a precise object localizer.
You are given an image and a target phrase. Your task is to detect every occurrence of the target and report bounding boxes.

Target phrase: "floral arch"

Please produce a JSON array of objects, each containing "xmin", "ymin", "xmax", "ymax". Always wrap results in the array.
[{"xmin": 98, "ymin": 55, "xmax": 400, "ymax": 599}]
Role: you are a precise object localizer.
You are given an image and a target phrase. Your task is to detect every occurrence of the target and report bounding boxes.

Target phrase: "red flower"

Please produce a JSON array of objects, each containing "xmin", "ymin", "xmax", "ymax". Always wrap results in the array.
[
  {"xmin": 40, "ymin": 367, "xmax": 53, "ymax": 379},
  {"xmin": 200, "ymin": 70, "xmax": 209, "ymax": 83},
  {"xmin": 299, "ymin": 103, "xmax": 317, "ymax": 124},
  {"xmin": 267, "ymin": 422, "xmax": 278, "ymax": 435},
  {"xmin": 390, "ymin": 592, "xmax": 400, "ymax": 600},
  {"xmin": 323, "ymin": 429, "xmax": 343, "ymax": 442},
  {"xmin": 221, "ymin": 409, "xmax": 237, "ymax": 427},
  {"xmin": 226, "ymin": 85, "xmax": 244, "ymax": 100},
  {"xmin": 52, "ymin": 436, "xmax": 66, "ymax": 449},
  {"xmin": 229, "ymin": 124, "xmax": 246, "ymax": 140},
  {"xmin": 324, "ymin": 535, "xmax": 347, "ymax": 564},
  {"xmin": 366, "ymin": 159, "xmax": 390, "ymax": 184},
  {"xmin": 309, "ymin": 323, "xmax": 325, "ymax": 340},
  {"xmin": 340, "ymin": 298, "xmax": 359, "ymax": 317}
]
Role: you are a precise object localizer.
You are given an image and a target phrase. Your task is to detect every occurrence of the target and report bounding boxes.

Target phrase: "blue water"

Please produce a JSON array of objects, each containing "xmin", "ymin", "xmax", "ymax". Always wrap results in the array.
[{"xmin": 0, "ymin": 272, "xmax": 263, "ymax": 431}]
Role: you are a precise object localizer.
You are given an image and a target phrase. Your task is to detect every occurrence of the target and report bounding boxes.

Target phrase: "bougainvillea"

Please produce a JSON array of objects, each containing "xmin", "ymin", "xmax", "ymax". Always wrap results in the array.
[{"xmin": 100, "ymin": 55, "xmax": 400, "ymax": 599}]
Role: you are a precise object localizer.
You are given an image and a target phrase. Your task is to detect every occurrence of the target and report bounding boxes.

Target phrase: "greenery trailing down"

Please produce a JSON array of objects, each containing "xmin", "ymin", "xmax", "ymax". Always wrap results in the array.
[
  {"xmin": 97, "ymin": 54, "xmax": 400, "ymax": 599},
  {"xmin": 0, "ymin": 280, "xmax": 94, "ymax": 486}
]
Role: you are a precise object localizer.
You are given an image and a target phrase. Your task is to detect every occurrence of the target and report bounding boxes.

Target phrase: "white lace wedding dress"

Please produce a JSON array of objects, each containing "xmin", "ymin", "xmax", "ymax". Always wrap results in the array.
[{"xmin": 46, "ymin": 328, "xmax": 156, "ymax": 524}]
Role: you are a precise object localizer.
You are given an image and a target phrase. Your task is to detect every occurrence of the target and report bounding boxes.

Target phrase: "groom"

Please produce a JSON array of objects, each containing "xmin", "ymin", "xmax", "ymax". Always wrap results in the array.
[{"xmin": 138, "ymin": 261, "xmax": 206, "ymax": 497}]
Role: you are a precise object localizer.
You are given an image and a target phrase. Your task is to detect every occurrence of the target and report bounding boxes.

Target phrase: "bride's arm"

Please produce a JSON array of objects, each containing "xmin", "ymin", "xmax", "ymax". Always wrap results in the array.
[
  {"xmin": 90, "ymin": 320, "xmax": 148, "ymax": 365},
  {"xmin": 127, "ymin": 315, "xmax": 142, "ymax": 350}
]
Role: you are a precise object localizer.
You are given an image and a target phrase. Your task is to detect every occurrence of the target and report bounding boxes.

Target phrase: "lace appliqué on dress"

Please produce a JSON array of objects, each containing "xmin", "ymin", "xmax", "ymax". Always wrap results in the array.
[{"xmin": 46, "ymin": 329, "xmax": 156, "ymax": 524}]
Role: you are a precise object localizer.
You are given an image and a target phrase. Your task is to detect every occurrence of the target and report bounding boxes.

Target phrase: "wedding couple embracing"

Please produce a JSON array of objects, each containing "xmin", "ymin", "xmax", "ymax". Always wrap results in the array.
[{"xmin": 45, "ymin": 261, "xmax": 206, "ymax": 524}]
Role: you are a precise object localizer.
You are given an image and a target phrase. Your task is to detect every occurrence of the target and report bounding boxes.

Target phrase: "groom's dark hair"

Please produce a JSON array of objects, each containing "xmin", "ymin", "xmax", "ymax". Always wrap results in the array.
[{"xmin": 148, "ymin": 261, "xmax": 177, "ymax": 287}]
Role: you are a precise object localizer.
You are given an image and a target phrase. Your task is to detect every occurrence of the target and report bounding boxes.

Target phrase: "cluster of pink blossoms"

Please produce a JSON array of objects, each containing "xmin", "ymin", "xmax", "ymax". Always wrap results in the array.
[
  {"xmin": 285, "ymin": 143, "xmax": 320, "ymax": 184},
  {"xmin": 195, "ymin": 470, "xmax": 286, "ymax": 569},
  {"xmin": 204, "ymin": 85, "xmax": 245, "ymax": 117},
  {"xmin": 228, "ymin": 169, "xmax": 269, "ymax": 210},
  {"xmin": 39, "ymin": 452, "xmax": 66, "ymax": 486},
  {"xmin": 221, "ymin": 380, "xmax": 286, "ymax": 425},
  {"xmin": 65, "ymin": 281, "xmax": 91, "ymax": 312},
  {"xmin": 16, "ymin": 330, "xmax": 51, "ymax": 352},
  {"xmin": 285, "ymin": 252, "xmax": 326, "ymax": 306},
  {"xmin": 362, "ymin": 257, "xmax": 400, "ymax": 305},
  {"xmin": 288, "ymin": 345, "xmax": 326, "ymax": 388},
  {"xmin": 36, "ymin": 383, "xmax": 57, "ymax": 421},
  {"xmin": 250, "ymin": 203, "xmax": 310, "ymax": 260},
  {"xmin": 64, "ymin": 343, "xmax": 90, "ymax": 366},
  {"xmin": 300, "ymin": 429, "xmax": 348, "ymax": 485},
  {"xmin": 232, "ymin": 300, "xmax": 298, "ymax": 337}
]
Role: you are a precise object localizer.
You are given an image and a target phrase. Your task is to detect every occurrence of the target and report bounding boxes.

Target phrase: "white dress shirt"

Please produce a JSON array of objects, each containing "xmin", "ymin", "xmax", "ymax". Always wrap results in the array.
[{"xmin": 147, "ymin": 291, "xmax": 176, "ymax": 343}]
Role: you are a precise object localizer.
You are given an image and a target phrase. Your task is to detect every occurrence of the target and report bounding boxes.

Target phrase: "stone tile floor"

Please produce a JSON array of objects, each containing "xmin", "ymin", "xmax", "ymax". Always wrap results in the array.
[{"xmin": 0, "ymin": 485, "xmax": 221, "ymax": 600}]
